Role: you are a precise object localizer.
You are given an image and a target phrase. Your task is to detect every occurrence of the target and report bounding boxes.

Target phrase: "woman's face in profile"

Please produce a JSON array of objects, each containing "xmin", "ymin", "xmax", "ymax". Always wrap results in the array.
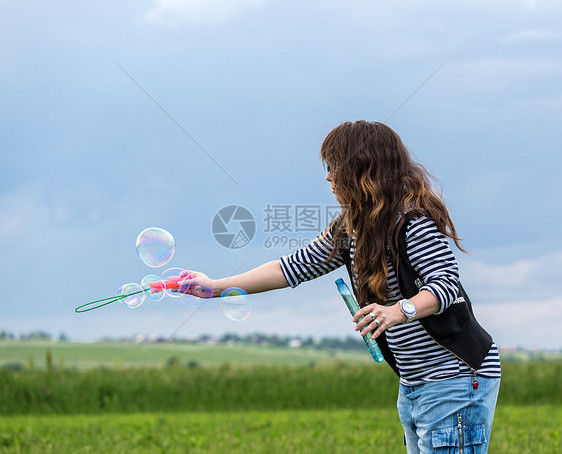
[{"xmin": 325, "ymin": 164, "xmax": 335, "ymax": 194}]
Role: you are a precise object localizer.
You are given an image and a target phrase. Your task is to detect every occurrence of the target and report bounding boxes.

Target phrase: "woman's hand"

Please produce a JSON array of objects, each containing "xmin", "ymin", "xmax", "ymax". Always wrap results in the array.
[
  {"xmin": 352, "ymin": 303, "xmax": 407, "ymax": 339},
  {"xmin": 177, "ymin": 270, "xmax": 214, "ymax": 299},
  {"xmin": 353, "ymin": 291, "xmax": 441, "ymax": 338}
]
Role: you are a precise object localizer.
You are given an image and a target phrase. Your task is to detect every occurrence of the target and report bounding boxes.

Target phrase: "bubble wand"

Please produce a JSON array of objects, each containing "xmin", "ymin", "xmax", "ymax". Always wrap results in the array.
[
  {"xmin": 335, "ymin": 278, "xmax": 384, "ymax": 363},
  {"xmin": 75, "ymin": 277, "xmax": 184, "ymax": 313}
]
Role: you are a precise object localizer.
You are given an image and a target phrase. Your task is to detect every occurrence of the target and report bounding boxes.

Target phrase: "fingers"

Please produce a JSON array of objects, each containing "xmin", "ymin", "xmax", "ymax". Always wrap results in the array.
[
  {"xmin": 352, "ymin": 304, "xmax": 376, "ymax": 323},
  {"xmin": 178, "ymin": 277, "xmax": 196, "ymax": 294},
  {"xmin": 352, "ymin": 304, "xmax": 389, "ymax": 339},
  {"xmin": 177, "ymin": 271, "xmax": 197, "ymax": 294},
  {"xmin": 180, "ymin": 269, "xmax": 196, "ymax": 279},
  {"xmin": 177, "ymin": 273, "xmax": 214, "ymax": 299},
  {"xmin": 354, "ymin": 312, "xmax": 384, "ymax": 338},
  {"xmin": 354, "ymin": 304, "xmax": 407, "ymax": 339}
]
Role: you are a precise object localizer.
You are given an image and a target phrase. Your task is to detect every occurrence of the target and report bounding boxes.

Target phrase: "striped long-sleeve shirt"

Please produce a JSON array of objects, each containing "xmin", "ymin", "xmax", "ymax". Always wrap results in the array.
[{"xmin": 280, "ymin": 215, "xmax": 501, "ymax": 385}]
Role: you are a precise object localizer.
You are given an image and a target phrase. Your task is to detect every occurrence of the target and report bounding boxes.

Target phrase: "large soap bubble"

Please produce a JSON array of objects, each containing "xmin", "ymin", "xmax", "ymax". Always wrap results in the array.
[
  {"xmin": 136, "ymin": 227, "xmax": 175, "ymax": 268},
  {"xmin": 220, "ymin": 287, "xmax": 251, "ymax": 321}
]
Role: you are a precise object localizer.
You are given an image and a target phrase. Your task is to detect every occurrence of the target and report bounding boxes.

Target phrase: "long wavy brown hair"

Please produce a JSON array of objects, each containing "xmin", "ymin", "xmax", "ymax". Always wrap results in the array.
[{"xmin": 321, "ymin": 121, "xmax": 465, "ymax": 306}]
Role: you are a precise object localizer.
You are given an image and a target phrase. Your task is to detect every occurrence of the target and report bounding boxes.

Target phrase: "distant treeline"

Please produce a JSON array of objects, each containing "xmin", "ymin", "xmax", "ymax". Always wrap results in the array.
[
  {"xmin": 209, "ymin": 332, "xmax": 366, "ymax": 351},
  {"xmin": 4, "ymin": 331, "xmax": 561, "ymax": 362},
  {"xmin": 1, "ymin": 362, "xmax": 560, "ymax": 416},
  {"xmin": 2, "ymin": 330, "xmax": 367, "ymax": 351},
  {"xmin": 0, "ymin": 330, "xmax": 68, "ymax": 341}
]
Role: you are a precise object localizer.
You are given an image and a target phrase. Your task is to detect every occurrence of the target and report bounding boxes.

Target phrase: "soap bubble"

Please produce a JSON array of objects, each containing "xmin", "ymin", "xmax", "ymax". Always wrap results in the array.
[
  {"xmin": 141, "ymin": 275, "xmax": 165, "ymax": 301},
  {"xmin": 118, "ymin": 283, "xmax": 145, "ymax": 309},
  {"xmin": 220, "ymin": 287, "xmax": 250, "ymax": 321},
  {"xmin": 136, "ymin": 228, "xmax": 175, "ymax": 268},
  {"xmin": 161, "ymin": 267, "xmax": 185, "ymax": 298}
]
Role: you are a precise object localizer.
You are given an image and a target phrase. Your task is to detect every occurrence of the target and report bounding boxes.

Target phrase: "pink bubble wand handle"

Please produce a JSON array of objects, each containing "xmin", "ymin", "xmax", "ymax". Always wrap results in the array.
[{"xmin": 149, "ymin": 276, "xmax": 182, "ymax": 293}]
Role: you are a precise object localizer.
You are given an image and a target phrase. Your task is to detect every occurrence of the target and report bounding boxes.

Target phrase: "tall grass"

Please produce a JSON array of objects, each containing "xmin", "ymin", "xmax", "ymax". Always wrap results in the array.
[
  {"xmin": 0, "ymin": 363, "xmax": 397, "ymax": 415},
  {"xmin": 1, "ymin": 362, "xmax": 560, "ymax": 415},
  {"xmin": 497, "ymin": 361, "xmax": 562, "ymax": 405}
]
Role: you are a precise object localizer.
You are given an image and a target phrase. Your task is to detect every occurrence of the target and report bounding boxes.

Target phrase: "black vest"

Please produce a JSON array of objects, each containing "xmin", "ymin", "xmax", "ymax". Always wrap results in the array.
[{"xmin": 341, "ymin": 215, "xmax": 493, "ymax": 377}]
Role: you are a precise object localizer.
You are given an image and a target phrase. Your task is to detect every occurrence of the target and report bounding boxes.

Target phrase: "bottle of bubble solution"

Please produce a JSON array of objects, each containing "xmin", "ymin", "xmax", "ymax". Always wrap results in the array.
[{"xmin": 335, "ymin": 278, "xmax": 384, "ymax": 363}]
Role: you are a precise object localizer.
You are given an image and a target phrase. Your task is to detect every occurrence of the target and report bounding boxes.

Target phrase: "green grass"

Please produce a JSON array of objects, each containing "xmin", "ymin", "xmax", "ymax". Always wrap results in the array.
[
  {"xmin": 0, "ymin": 340, "xmax": 369, "ymax": 370},
  {"xmin": 0, "ymin": 406, "xmax": 559, "ymax": 453},
  {"xmin": 1, "ymin": 362, "xmax": 560, "ymax": 416},
  {"xmin": 0, "ymin": 343, "xmax": 560, "ymax": 452},
  {"xmin": 0, "ymin": 409, "xmax": 403, "ymax": 453},
  {"xmin": 0, "ymin": 364, "xmax": 399, "ymax": 415}
]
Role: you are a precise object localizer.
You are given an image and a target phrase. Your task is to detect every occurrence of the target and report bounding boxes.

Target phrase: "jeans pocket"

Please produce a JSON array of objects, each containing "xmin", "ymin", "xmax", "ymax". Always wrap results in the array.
[
  {"xmin": 432, "ymin": 423, "xmax": 487, "ymax": 453},
  {"xmin": 463, "ymin": 424, "xmax": 487, "ymax": 451},
  {"xmin": 432, "ymin": 426, "xmax": 459, "ymax": 452}
]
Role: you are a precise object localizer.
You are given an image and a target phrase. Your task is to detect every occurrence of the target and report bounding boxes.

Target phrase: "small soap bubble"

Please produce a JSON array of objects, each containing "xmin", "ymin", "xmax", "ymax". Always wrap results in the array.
[
  {"xmin": 136, "ymin": 227, "xmax": 175, "ymax": 268},
  {"xmin": 141, "ymin": 275, "xmax": 165, "ymax": 301},
  {"xmin": 118, "ymin": 283, "xmax": 145, "ymax": 309},
  {"xmin": 220, "ymin": 287, "xmax": 250, "ymax": 321},
  {"xmin": 161, "ymin": 267, "xmax": 185, "ymax": 298}
]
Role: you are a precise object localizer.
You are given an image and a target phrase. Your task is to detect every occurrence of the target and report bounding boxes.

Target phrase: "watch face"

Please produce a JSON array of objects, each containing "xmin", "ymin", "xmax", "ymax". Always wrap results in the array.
[{"xmin": 402, "ymin": 300, "xmax": 416, "ymax": 315}]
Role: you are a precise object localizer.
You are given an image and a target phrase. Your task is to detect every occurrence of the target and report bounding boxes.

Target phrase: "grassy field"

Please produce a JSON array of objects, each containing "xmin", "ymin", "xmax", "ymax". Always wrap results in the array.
[
  {"xmin": 1, "ymin": 361, "xmax": 560, "ymax": 415},
  {"xmin": 0, "ymin": 407, "xmax": 560, "ymax": 453},
  {"xmin": 0, "ymin": 341, "xmax": 560, "ymax": 452}
]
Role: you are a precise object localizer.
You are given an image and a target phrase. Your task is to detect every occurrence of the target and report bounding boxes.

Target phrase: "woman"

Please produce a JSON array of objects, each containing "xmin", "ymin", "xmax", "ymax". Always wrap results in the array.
[{"xmin": 179, "ymin": 121, "xmax": 501, "ymax": 453}]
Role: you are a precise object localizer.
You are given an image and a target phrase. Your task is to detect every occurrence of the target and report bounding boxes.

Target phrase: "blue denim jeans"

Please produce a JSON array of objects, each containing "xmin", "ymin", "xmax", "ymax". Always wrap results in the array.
[{"xmin": 397, "ymin": 376, "xmax": 500, "ymax": 453}]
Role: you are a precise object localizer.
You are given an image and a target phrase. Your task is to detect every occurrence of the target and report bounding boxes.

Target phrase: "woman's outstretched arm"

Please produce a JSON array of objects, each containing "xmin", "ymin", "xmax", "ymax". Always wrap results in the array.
[{"xmin": 178, "ymin": 260, "xmax": 289, "ymax": 298}]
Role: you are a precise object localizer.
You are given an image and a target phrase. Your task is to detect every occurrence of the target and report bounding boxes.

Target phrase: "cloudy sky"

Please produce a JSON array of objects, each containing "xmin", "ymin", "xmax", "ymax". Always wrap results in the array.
[{"xmin": 1, "ymin": 0, "xmax": 561, "ymax": 349}]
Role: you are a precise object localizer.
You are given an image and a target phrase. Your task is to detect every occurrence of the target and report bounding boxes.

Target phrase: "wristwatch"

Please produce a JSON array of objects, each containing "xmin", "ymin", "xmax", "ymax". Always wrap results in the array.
[{"xmin": 399, "ymin": 299, "xmax": 416, "ymax": 323}]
